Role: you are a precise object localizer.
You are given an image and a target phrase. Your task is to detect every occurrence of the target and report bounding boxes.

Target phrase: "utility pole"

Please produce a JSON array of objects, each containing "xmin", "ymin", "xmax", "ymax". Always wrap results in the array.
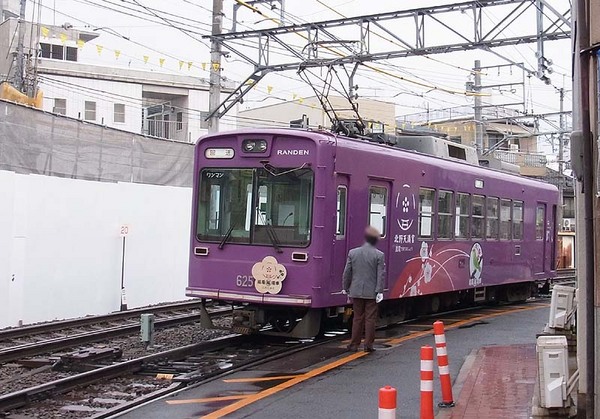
[
  {"xmin": 473, "ymin": 60, "xmax": 483, "ymax": 151},
  {"xmin": 557, "ymin": 87, "xmax": 565, "ymax": 225},
  {"xmin": 14, "ymin": 0, "xmax": 26, "ymax": 92},
  {"xmin": 208, "ymin": 0, "xmax": 223, "ymax": 134}
]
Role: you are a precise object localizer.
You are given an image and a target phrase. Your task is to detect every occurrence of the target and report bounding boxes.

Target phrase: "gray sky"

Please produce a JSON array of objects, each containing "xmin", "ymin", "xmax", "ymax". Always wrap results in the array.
[{"xmin": 33, "ymin": 0, "xmax": 572, "ymax": 155}]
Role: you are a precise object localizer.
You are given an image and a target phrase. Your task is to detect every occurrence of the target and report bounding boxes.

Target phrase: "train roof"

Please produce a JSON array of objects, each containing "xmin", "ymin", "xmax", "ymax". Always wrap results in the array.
[{"xmin": 199, "ymin": 128, "xmax": 558, "ymax": 193}]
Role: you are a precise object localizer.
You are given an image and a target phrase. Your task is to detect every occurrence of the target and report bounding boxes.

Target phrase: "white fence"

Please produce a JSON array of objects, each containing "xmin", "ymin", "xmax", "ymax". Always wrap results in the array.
[{"xmin": 0, "ymin": 170, "xmax": 193, "ymax": 328}]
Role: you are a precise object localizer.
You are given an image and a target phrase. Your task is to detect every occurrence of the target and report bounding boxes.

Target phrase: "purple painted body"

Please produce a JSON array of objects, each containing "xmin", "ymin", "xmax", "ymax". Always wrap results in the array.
[{"xmin": 187, "ymin": 129, "xmax": 558, "ymax": 310}]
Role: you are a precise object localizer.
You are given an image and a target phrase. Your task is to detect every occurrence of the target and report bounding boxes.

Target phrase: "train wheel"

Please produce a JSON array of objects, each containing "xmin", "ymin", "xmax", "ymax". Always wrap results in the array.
[
  {"xmin": 505, "ymin": 283, "xmax": 533, "ymax": 303},
  {"xmin": 430, "ymin": 296, "xmax": 441, "ymax": 313}
]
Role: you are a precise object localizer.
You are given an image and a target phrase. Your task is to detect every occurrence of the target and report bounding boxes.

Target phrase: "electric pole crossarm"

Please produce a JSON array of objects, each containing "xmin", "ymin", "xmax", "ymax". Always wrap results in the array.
[{"xmin": 205, "ymin": 70, "xmax": 271, "ymax": 121}]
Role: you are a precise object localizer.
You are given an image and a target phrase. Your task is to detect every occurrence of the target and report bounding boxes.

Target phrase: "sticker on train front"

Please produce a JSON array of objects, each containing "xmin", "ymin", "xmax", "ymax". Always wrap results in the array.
[{"xmin": 252, "ymin": 256, "xmax": 287, "ymax": 294}]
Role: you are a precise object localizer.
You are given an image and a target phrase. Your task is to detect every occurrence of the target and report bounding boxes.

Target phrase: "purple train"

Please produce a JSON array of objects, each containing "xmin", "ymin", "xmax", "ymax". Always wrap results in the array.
[{"xmin": 187, "ymin": 128, "xmax": 558, "ymax": 337}]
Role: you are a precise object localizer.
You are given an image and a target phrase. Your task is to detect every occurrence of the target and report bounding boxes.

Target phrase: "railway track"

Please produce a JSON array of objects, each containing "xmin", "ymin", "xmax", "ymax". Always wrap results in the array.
[
  {"xmin": 0, "ymin": 299, "xmax": 549, "ymax": 418},
  {"xmin": 0, "ymin": 301, "xmax": 231, "ymax": 364}
]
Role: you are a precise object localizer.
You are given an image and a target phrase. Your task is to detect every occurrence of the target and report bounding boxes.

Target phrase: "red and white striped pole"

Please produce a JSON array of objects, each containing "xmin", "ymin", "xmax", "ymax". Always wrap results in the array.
[
  {"xmin": 420, "ymin": 345, "xmax": 434, "ymax": 419},
  {"xmin": 433, "ymin": 320, "xmax": 455, "ymax": 408},
  {"xmin": 378, "ymin": 385, "xmax": 397, "ymax": 419}
]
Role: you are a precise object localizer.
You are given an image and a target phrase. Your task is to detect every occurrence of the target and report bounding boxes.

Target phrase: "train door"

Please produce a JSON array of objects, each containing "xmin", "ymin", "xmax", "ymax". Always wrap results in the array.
[
  {"xmin": 550, "ymin": 204, "xmax": 557, "ymax": 271},
  {"xmin": 368, "ymin": 180, "xmax": 391, "ymax": 290},
  {"xmin": 534, "ymin": 202, "xmax": 546, "ymax": 274},
  {"xmin": 331, "ymin": 176, "xmax": 349, "ymax": 293}
]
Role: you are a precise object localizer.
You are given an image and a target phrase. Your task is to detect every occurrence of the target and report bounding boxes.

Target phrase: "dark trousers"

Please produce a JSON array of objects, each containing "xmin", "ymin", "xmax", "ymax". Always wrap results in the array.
[{"xmin": 349, "ymin": 298, "xmax": 378, "ymax": 349}]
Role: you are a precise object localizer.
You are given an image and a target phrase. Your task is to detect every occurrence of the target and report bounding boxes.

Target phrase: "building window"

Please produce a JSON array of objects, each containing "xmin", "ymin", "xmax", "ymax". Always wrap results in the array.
[
  {"xmin": 176, "ymin": 111, "xmax": 183, "ymax": 131},
  {"xmin": 114, "ymin": 103, "xmax": 125, "ymax": 123},
  {"xmin": 84, "ymin": 101, "xmax": 96, "ymax": 121},
  {"xmin": 486, "ymin": 197, "xmax": 499, "ymax": 240},
  {"xmin": 418, "ymin": 188, "xmax": 435, "ymax": 238},
  {"xmin": 455, "ymin": 193, "xmax": 470, "ymax": 239},
  {"xmin": 471, "ymin": 195, "xmax": 485, "ymax": 239},
  {"xmin": 164, "ymin": 114, "xmax": 171, "ymax": 139},
  {"xmin": 66, "ymin": 46, "xmax": 77, "ymax": 61},
  {"xmin": 563, "ymin": 196, "xmax": 575, "ymax": 219},
  {"xmin": 40, "ymin": 43, "xmax": 51, "ymax": 58},
  {"xmin": 369, "ymin": 186, "xmax": 387, "ymax": 237},
  {"xmin": 500, "ymin": 199, "xmax": 512, "ymax": 240},
  {"xmin": 536, "ymin": 204, "xmax": 545, "ymax": 240},
  {"xmin": 437, "ymin": 190, "xmax": 453, "ymax": 239},
  {"xmin": 40, "ymin": 42, "xmax": 78, "ymax": 61},
  {"xmin": 51, "ymin": 44, "xmax": 64, "ymax": 60},
  {"xmin": 512, "ymin": 201, "xmax": 524, "ymax": 240},
  {"xmin": 336, "ymin": 186, "xmax": 347, "ymax": 237},
  {"xmin": 53, "ymin": 98, "xmax": 66, "ymax": 115}
]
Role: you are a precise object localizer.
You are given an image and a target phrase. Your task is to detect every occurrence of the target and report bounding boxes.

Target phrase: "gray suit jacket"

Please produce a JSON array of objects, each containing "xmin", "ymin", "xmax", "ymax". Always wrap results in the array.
[{"xmin": 342, "ymin": 243, "xmax": 386, "ymax": 299}]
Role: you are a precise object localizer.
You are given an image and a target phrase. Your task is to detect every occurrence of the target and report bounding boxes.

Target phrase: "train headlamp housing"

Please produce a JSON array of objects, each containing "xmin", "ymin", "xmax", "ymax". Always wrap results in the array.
[{"xmin": 242, "ymin": 139, "xmax": 268, "ymax": 153}]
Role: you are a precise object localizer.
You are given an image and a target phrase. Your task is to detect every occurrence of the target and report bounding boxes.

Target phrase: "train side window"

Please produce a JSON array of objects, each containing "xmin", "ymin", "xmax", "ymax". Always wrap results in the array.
[
  {"xmin": 471, "ymin": 195, "xmax": 485, "ymax": 239},
  {"xmin": 455, "ymin": 193, "xmax": 470, "ymax": 239},
  {"xmin": 486, "ymin": 197, "xmax": 499, "ymax": 240},
  {"xmin": 513, "ymin": 201, "xmax": 524, "ymax": 240},
  {"xmin": 369, "ymin": 186, "xmax": 388, "ymax": 237},
  {"xmin": 500, "ymin": 199, "xmax": 512, "ymax": 240},
  {"xmin": 437, "ymin": 190, "xmax": 454, "ymax": 239},
  {"xmin": 418, "ymin": 188, "xmax": 435, "ymax": 239},
  {"xmin": 536, "ymin": 204, "xmax": 545, "ymax": 240},
  {"xmin": 336, "ymin": 187, "xmax": 347, "ymax": 237}
]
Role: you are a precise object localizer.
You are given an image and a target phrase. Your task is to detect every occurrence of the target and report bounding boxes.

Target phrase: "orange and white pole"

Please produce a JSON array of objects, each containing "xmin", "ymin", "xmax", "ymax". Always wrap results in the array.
[
  {"xmin": 433, "ymin": 320, "xmax": 455, "ymax": 408},
  {"xmin": 378, "ymin": 385, "xmax": 397, "ymax": 419},
  {"xmin": 420, "ymin": 345, "xmax": 434, "ymax": 419}
]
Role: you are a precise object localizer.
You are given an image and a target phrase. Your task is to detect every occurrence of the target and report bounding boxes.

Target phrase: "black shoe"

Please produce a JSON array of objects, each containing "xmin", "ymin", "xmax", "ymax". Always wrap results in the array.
[
  {"xmin": 364, "ymin": 347, "xmax": 376, "ymax": 353},
  {"xmin": 346, "ymin": 345, "xmax": 358, "ymax": 352}
]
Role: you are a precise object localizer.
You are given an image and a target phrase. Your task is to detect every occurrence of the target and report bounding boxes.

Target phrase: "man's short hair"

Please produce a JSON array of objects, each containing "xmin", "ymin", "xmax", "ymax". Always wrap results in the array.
[{"xmin": 365, "ymin": 225, "xmax": 381, "ymax": 238}]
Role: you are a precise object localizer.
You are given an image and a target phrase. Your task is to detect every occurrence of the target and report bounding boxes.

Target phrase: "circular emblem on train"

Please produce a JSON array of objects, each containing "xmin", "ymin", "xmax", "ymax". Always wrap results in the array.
[
  {"xmin": 252, "ymin": 256, "xmax": 287, "ymax": 294},
  {"xmin": 469, "ymin": 243, "xmax": 484, "ymax": 286}
]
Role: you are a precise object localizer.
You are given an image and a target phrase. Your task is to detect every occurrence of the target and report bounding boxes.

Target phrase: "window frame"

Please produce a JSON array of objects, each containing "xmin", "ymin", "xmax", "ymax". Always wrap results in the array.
[
  {"xmin": 471, "ymin": 194, "xmax": 485, "ymax": 239},
  {"xmin": 53, "ymin": 98, "xmax": 66, "ymax": 115},
  {"xmin": 455, "ymin": 192, "xmax": 470, "ymax": 240},
  {"xmin": 512, "ymin": 200, "xmax": 524, "ymax": 240},
  {"xmin": 84, "ymin": 101, "xmax": 96, "ymax": 121},
  {"xmin": 536, "ymin": 203, "xmax": 546, "ymax": 240},
  {"xmin": 418, "ymin": 187, "xmax": 436, "ymax": 239},
  {"xmin": 336, "ymin": 186, "xmax": 348, "ymax": 238},
  {"xmin": 486, "ymin": 196, "xmax": 500, "ymax": 240},
  {"xmin": 437, "ymin": 190, "xmax": 454, "ymax": 240},
  {"xmin": 368, "ymin": 185, "xmax": 388, "ymax": 238},
  {"xmin": 113, "ymin": 103, "xmax": 125, "ymax": 124},
  {"xmin": 500, "ymin": 198, "xmax": 513, "ymax": 240}
]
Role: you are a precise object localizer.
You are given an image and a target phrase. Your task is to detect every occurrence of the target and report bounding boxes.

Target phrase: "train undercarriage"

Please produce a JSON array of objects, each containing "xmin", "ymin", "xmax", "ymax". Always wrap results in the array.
[{"xmin": 217, "ymin": 281, "xmax": 538, "ymax": 338}]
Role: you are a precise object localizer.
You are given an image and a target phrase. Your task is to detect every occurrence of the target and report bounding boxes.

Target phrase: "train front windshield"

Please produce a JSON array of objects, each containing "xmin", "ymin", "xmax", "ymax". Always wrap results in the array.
[{"xmin": 197, "ymin": 167, "xmax": 314, "ymax": 247}]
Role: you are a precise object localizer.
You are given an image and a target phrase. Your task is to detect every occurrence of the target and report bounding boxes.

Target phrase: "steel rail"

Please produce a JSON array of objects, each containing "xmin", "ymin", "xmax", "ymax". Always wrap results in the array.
[
  {"xmin": 0, "ymin": 300, "xmax": 210, "ymax": 342},
  {"xmin": 0, "ymin": 308, "xmax": 231, "ymax": 364},
  {"xmin": 0, "ymin": 335, "xmax": 243, "ymax": 412}
]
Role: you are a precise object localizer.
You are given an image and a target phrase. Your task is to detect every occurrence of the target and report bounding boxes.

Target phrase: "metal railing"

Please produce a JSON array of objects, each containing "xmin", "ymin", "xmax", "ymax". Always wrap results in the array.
[
  {"xmin": 143, "ymin": 119, "xmax": 189, "ymax": 141},
  {"xmin": 492, "ymin": 150, "xmax": 547, "ymax": 167}
]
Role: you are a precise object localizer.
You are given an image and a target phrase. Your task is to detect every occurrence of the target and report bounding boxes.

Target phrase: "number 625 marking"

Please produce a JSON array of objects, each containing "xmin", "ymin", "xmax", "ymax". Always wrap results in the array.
[{"xmin": 236, "ymin": 275, "xmax": 254, "ymax": 287}]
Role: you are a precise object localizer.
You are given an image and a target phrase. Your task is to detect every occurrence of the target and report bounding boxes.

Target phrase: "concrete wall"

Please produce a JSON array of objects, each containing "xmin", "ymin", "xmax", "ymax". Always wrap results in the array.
[{"xmin": 0, "ymin": 171, "xmax": 192, "ymax": 328}]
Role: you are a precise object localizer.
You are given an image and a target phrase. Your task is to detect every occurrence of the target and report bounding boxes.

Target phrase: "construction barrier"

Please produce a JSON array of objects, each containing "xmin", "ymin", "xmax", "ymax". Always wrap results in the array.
[
  {"xmin": 378, "ymin": 385, "xmax": 397, "ymax": 419},
  {"xmin": 433, "ymin": 320, "xmax": 455, "ymax": 408},
  {"xmin": 420, "ymin": 345, "xmax": 434, "ymax": 419}
]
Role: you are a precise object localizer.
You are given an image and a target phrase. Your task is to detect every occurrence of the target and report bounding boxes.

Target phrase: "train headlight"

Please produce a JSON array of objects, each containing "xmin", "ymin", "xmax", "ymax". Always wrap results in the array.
[{"xmin": 242, "ymin": 139, "xmax": 267, "ymax": 153}]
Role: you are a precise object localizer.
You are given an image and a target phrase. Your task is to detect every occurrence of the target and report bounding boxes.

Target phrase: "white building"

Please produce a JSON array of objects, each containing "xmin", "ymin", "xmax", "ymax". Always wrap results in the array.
[
  {"xmin": 238, "ymin": 95, "xmax": 398, "ymax": 132},
  {"xmin": 0, "ymin": 17, "xmax": 236, "ymax": 142}
]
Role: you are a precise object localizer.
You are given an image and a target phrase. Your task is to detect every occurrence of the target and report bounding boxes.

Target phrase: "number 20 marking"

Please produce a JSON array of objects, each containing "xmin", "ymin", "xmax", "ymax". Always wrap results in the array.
[{"xmin": 236, "ymin": 275, "xmax": 254, "ymax": 287}]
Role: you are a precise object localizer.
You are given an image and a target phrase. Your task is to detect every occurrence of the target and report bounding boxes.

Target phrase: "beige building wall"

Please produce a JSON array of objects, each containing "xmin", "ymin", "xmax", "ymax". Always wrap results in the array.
[{"xmin": 238, "ymin": 96, "xmax": 396, "ymax": 132}]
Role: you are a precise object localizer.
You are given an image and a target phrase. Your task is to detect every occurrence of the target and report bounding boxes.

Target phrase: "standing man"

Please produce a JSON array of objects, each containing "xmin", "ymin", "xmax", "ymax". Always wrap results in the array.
[{"xmin": 342, "ymin": 226, "xmax": 386, "ymax": 352}]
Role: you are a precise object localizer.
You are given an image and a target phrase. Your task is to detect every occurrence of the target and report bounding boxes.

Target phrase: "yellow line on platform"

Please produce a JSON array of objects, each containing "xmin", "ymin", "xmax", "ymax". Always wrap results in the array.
[
  {"xmin": 223, "ymin": 375, "xmax": 300, "ymax": 383},
  {"xmin": 201, "ymin": 351, "xmax": 367, "ymax": 418},
  {"xmin": 200, "ymin": 302, "xmax": 548, "ymax": 418},
  {"xmin": 168, "ymin": 395, "xmax": 252, "ymax": 405}
]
